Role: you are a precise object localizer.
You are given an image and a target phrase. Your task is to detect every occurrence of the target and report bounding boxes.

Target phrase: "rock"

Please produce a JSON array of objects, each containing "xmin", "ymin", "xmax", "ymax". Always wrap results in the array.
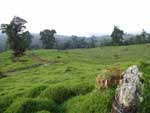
[{"xmin": 112, "ymin": 65, "xmax": 143, "ymax": 113}]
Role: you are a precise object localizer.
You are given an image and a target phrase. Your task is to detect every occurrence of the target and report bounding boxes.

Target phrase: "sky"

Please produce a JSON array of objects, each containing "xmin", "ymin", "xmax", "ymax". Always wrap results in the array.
[{"xmin": 0, "ymin": 0, "xmax": 150, "ymax": 36}]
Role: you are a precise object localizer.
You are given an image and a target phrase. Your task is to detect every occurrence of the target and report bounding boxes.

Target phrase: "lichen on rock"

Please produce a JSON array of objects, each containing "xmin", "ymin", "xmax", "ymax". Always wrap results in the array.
[{"xmin": 112, "ymin": 65, "xmax": 144, "ymax": 113}]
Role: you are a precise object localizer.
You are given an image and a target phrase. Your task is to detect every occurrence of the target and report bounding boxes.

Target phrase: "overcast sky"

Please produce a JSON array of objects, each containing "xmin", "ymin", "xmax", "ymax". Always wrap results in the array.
[{"xmin": 0, "ymin": 0, "xmax": 150, "ymax": 36}]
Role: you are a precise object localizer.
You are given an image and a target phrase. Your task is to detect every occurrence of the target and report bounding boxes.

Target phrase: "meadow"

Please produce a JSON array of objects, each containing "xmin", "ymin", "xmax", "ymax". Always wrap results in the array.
[{"xmin": 0, "ymin": 44, "xmax": 150, "ymax": 113}]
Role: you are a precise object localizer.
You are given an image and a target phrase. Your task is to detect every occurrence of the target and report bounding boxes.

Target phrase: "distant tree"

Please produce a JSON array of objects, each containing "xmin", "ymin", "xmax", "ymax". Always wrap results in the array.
[
  {"xmin": 111, "ymin": 26, "xmax": 124, "ymax": 45},
  {"xmin": 89, "ymin": 35, "xmax": 96, "ymax": 48},
  {"xmin": 71, "ymin": 35, "xmax": 79, "ymax": 48},
  {"xmin": 22, "ymin": 31, "xmax": 33, "ymax": 49},
  {"xmin": 0, "ymin": 16, "xmax": 32, "ymax": 57},
  {"xmin": 100, "ymin": 38, "xmax": 112, "ymax": 46},
  {"xmin": 79, "ymin": 37, "xmax": 88, "ymax": 48},
  {"xmin": 140, "ymin": 29, "xmax": 149, "ymax": 43},
  {"xmin": 135, "ymin": 29, "xmax": 149, "ymax": 44},
  {"xmin": 40, "ymin": 29, "xmax": 56, "ymax": 49},
  {"xmin": 63, "ymin": 40, "xmax": 72, "ymax": 49}
]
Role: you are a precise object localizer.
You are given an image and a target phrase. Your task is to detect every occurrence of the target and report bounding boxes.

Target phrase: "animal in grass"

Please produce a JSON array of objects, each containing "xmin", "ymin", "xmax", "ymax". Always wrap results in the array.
[{"xmin": 96, "ymin": 68, "xmax": 123, "ymax": 89}]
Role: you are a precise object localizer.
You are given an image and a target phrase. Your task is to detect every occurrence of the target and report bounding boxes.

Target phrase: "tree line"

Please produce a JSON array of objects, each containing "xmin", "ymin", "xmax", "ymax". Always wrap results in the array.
[
  {"xmin": 1, "ymin": 16, "xmax": 150, "ymax": 59},
  {"xmin": 111, "ymin": 26, "xmax": 150, "ymax": 45}
]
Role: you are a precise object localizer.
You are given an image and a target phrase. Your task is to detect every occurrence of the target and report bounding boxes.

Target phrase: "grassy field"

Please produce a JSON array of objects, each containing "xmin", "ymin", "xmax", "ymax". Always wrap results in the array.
[{"xmin": 0, "ymin": 44, "xmax": 150, "ymax": 113}]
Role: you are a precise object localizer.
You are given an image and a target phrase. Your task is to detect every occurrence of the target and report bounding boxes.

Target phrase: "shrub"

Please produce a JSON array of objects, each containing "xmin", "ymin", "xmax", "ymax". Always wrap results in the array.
[
  {"xmin": 4, "ymin": 98, "xmax": 55, "ymax": 113},
  {"xmin": 0, "ymin": 68, "xmax": 5, "ymax": 78},
  {"xmin": 113, "ymin": 54, "xmax": 120, "ymax": 59},
  {"xmin": 25, "ymin": 85, "xmax": 47, "ymax": 98},
  {"xmin": 0, "ymin": 69, "xmax": 2, "ymax": 75},
  {"xmin": 139, "ymin": 60, "xmax": 150, "ymax": 70},
  {"xmin": 123, "ymin": 47, "xmax": 128, "ymax": 51},
  {"xmin": 96, "ymin": 67, "xmax": 123, "ymax": 89},
  {"xmin": 36, "ymin": 110, "xmax": 50, "ymax": 113},
  {"xmin": 0, "ymin": 95, "xmax": 14, "ymax": 113},
  {"xmin": 59, "ymin": 90, "xmax": 115, "ymax": 113},
  {"xmin": 57, "ymin": 55, "xmax": 61, "ymax": 58},
  {"xmin": 64, "ymin": 66, "xmax": 77, "ymax": 73},
  {"xmin": 40, "ymin": 83, "xmax": 94, "ymax": 104}
]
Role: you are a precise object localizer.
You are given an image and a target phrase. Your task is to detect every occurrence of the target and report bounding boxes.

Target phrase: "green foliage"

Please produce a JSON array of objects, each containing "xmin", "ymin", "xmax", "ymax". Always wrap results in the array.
[
  {"xmin": 36, "ymin": 110, "xmax": 50, "ymax": 113},
  {"xmin": 135, "ymin": 29, "xmax": 150, "ymax": 44},
  {"xmin": 58, "ymin": 90, "xmax": 115, "ymax": 113},
  {"xmin": 0, "ymin": 95, "xmax": 14, "ymax": 113},
  {"xmin": 121, "ymin": 30, "xmax": 150, "ymax": 46},
  {"xmin": 57, "ymin": 36, "xmax": 97, "ymax": 50},
  {"xmin": 0, "ymin": 16, "xmax": 32, "ymax": 57},
  {"xmin": 139, "ymin": 60, "xmax": 150, "ymax": 70},
  {"xmin": 0, "ymin": 68, "xmax": 6, "ymax": 79},
  {"xmin": 111, "ymin": 26, "xmax": 124, "ymax": 45},
  {"xmin": 25, "ymin": 85, "xmax": 47, "ymax": 98},
  {"xmin": 0, "ymin": 68, "xmax": 3, "ymax": 76},
  {"xmin": 89, "ymin": 36, "xmax": 96, "ymax": 48},
  {"xmin": 138, "ymin": 62, "xmax": 150, "ymax": 113},
  {"xmin": 4, "ymin": 98, "xmax": 55, "ymax": 113},
  {"xmin": 40, "ymin": 29, "xmax": 56, "ymax": 49},
  {"xmin": 0, "ymin": 44, "xmax": 150, "ymax": 113},
  {"xmin": 40, "ymin": 83, "xmax": 94, "ymax": 104}
]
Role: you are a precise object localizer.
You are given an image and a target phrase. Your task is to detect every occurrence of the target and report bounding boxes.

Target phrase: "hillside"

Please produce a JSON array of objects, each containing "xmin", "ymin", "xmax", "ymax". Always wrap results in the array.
[{"xmin": 0, "ymin": 44, "xmax": 150, "ymax": 113}]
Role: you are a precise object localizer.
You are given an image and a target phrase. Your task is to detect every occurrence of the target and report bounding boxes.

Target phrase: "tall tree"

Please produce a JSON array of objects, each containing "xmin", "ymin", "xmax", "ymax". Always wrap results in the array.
[
  {"xmin": 0, "ymin": 16, "xmax": 32, "ymax": 57},
  {"xmin": 111, "ymin": 26, "xmax": 124, "ymax": 45},
  {"xmin": 40, "ymin": 29, "xmax": 56, "ymax": 49},
  {"xmin": 89, "ymin": 35, "xmax": 96, "ymax": 48},
  {"xmin": 135, "ymin": 29, "xmax": 149, "ymax": 44}
]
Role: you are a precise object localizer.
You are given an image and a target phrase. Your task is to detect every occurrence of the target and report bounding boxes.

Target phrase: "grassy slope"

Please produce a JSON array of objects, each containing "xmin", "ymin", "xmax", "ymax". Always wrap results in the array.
[{"xmin": 0, "ymin": 44, "xmax": 150, "ymax": 113}]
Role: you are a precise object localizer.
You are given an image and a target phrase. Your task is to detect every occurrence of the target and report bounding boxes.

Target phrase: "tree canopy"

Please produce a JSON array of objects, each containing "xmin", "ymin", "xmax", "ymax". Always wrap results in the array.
[
  {"xmin": 111, "ymin": 26, "xmax": 124, "ymax": 45},
  {"xmin": 0, "ymin": 16, "xmax": 32, "ymax": 57},
  {"xmin": 40, "ymin": 29, "xmax": 56, "ymax": 49}
]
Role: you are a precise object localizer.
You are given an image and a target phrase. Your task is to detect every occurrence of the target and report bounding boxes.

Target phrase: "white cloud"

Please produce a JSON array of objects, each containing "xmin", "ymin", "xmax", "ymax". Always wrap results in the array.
[{"xmin": 0, "ymin": 0, "xmax": 150, "ymax": 36}]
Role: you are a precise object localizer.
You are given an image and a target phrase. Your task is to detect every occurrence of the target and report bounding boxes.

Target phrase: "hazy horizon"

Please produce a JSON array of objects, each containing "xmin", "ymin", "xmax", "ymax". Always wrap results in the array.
[{"xmin": 0, "ymin": 0, "xmax": 150, "ymax": 36}]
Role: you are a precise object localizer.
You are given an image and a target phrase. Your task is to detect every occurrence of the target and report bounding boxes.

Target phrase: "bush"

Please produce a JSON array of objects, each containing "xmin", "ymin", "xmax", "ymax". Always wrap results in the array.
[
  {"xmin": 96, "ymin": 67, "xmax": 123, "ymax": 89},
  {"xmin": 0, "ymin": 69, "xmax": 3, "ymax": 78},
  {"xmin": 0, "ymin": 68, "xmax": 5, "ymax": 78},
  {"xmin": 139, "ymin": 61, "xmax": 150, "ymax": 70},
  {"xmin": 58, "ymin": 90, "xmax": 115, "ymax": 113},
  {"xmin": 64, "ymin": 66, "xmax": 77, "ymax": 73},
  {"xmin": 0, "ymin": 69, "xmax": 2, "ymax": 75},
  {"xmin": 40, "ymin": 83, "xmax": 94, "ymax": 104},
  {"xmin": 113, "ymin": 54, "xmax": 120, "ymax": 59},
  {"xmin": 25, "ymin": 85, "xmax": 47, "ymax": 98},
  {"xmin": 57, "ymin": 55, "xmax": 61, "ymax": 58},
  {"xmin": 4, "ymin": 98, "xmax": 55, "ymax": 113},
  {"xmin": 36, "ymin": 110, "xmax": 50, "ymax": 113},
  {"xmin": 0, "ymin": 95, "xmax": 14, "ymax": 113}
]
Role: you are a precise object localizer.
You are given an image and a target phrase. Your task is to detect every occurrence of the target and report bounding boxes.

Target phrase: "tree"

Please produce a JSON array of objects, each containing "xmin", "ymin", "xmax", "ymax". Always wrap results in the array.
[
  {"xmin": 111, "ymin": 26, "xmax": 124, "ymax": 45},
  {"xmin": 40, "ymin": 29, "xmax": 56, "ymax": 49},
  {"xmin": 135, "ymin": 29, "xmax": 149, "ymax": 44},
  {"xmin": 0, "ymin": 16, "xmax": 32, "ymax": 57},
  {"xmin": 78, "ymin": 37, "xmax": 88, "ymax": 48},
  {"xmin": 140, "ymin": 29, "xmax": 149, "ymax": 43},
  {"xmin": 89, "ymin": 35, "xmax": 96, "ymax": 48}
]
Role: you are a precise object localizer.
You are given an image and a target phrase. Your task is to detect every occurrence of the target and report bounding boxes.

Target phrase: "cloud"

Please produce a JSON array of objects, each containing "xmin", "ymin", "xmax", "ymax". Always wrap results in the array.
[{"xmin": 0, "ymin": 0, "xmax": 150, "ymax": 35}]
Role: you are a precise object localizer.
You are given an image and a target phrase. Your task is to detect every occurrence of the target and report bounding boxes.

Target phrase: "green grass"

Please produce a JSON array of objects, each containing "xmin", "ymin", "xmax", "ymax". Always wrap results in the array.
[{"xmin": 0, "ymin": 44, "xmax": 150, "ymax": 113}]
